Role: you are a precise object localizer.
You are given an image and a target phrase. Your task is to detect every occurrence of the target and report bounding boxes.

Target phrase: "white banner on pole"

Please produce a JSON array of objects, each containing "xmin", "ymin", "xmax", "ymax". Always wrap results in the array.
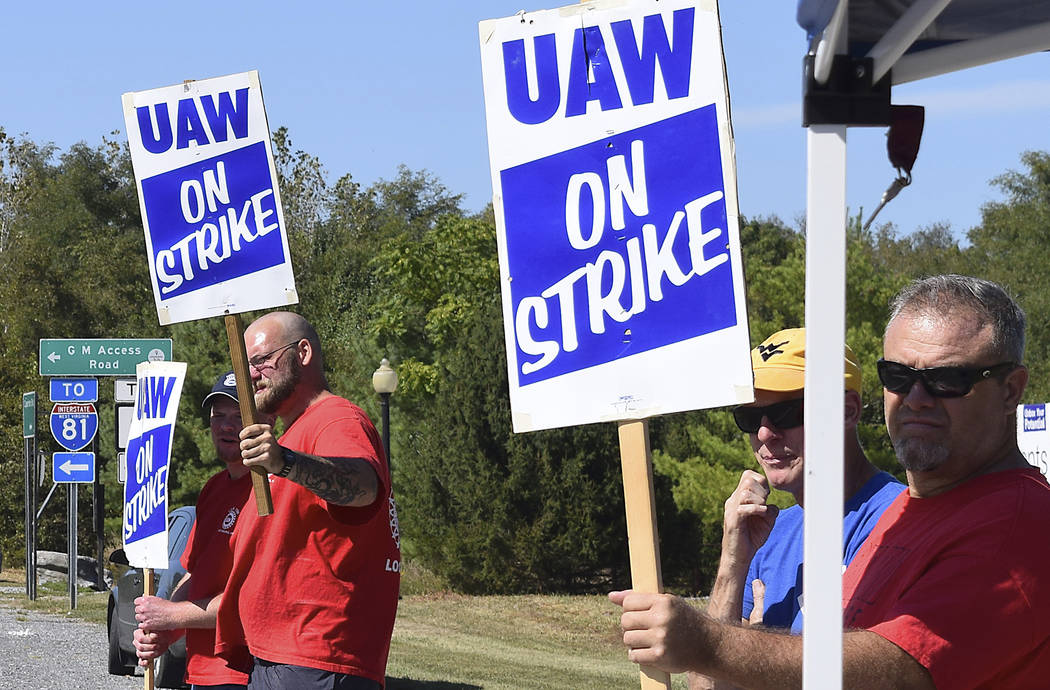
[
  {"xmin": 480, "ymin": 0, "xmax": 752, "ymax": 432},
  {"xmin": 123, "ymin": 361, "xmax": 186, "ymax": 569},
  {"xmin": 122, "ymin": 70, "xmax": 298, "ymax": 325}
]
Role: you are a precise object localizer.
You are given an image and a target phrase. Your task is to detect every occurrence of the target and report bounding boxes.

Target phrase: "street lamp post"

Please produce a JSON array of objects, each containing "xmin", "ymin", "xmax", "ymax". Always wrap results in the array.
[{"xmin": 372, "ymin": 358, "xmax": 399, "ymax": 471}]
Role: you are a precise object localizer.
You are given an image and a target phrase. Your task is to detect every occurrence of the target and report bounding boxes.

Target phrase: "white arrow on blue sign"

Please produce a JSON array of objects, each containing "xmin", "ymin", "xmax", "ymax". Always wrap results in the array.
[
  {"xmin": 53, "ymin": 452, "xmax": 95, "ymax": 483},
  {"xmin": 50, "ymin": 403, "xmax": 99, "ymax": 451}
]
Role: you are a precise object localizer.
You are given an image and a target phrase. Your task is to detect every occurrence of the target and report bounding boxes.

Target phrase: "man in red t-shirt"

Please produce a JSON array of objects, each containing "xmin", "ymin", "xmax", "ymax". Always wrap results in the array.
[
  {"xmin": 134, "ymin": 371, "xmax": 267, "ymax": 689},
  {"xmin": 216, "ymin": 311, "xmax": 400, "ymax": 690},
  {"xmin": 609, "ymin": 275, "xmax": 1050, "ymax": 688}
]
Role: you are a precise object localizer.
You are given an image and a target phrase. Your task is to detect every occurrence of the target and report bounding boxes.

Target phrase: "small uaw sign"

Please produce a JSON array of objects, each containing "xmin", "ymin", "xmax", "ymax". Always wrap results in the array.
[
  {"xmin": 121, "ymin": 70, "xmax": 298, "ymax": 326},
  {"xmin": 480, "ymin": 0, "xmax": 751, "ymax": 433},
  {"xmin": 1017, "ymin": 403, "xmax": 1050, "ymax": 478},
  {"xmin": 481, "ymin": 3, "xmax": 751, "ymax": 688},
  {"xmin": 123, "ymin": 361, "xmax": 186, "ymax": 568}
]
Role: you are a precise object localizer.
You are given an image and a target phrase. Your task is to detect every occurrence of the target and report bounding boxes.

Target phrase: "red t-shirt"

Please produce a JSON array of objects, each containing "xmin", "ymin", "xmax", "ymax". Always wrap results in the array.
[
  {"xmin": 843, "ymin": 467, "xmax": 1050, "ymax": 688},
  {"xmin": 180, "ymin": 469, "xmax": 253, "ymax": 685},
  {"xmin": 216, "ymin": 396, "xmax": 401, "ymax": 684}
]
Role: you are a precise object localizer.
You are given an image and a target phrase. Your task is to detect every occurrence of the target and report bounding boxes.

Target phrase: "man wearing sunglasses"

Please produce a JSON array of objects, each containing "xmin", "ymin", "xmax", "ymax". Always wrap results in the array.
[
  {"xmin": 701, "ymin": 328, "xmax": 902, "ymax": 651},
  {"xmin": 213, "ymin": 312, "xmax": 401, "ymax": 690},
  {"xmin": 612, "ymin": 275, "xmax": 1050, "ymax": 687}
]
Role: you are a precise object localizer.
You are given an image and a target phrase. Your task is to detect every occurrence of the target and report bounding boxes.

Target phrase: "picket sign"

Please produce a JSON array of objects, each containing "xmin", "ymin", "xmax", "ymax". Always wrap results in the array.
[
  {"xmin": 480, "ymin": 2, "xmax": 753, "ymax": 688},
  {"xmin": 122, "ymin": 70, "xmax": 301, "ymax": 516}
]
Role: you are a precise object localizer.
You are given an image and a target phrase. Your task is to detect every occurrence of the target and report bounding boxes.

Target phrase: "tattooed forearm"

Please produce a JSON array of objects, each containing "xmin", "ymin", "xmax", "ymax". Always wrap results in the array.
[{"xmin": 285, "ymin": 453, "xmax": 378, "ymax": 506}]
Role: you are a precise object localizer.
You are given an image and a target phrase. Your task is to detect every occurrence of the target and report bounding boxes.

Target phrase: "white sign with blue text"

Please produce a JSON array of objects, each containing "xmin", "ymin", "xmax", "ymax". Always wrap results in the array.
[
  {"xmin": 123, "ymin": 361, "xmax": 186, "ymax": 568},
  {"xmin": 122, "ymin": 71, "xmax": 298, "ymax": 325},
  {"xmin": 1017, "ymin": 403, "xmax": 1050, "ymax": 478},
  {"xmin": 480, "ymin": 0, "xmax": 752, "ymax": 432}
]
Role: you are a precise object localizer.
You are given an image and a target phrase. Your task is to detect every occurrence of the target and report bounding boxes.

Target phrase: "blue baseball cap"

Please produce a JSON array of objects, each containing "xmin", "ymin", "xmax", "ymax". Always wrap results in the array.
[{"xmin": 202, "ymin": 371, "xmax": 239, "ymax": 409}]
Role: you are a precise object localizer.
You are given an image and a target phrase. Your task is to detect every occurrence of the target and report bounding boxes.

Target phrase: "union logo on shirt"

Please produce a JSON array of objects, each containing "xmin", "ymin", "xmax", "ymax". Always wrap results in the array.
[{"xmin": 220, "ymin": 506, "xmax": 241, "ymax": 534}]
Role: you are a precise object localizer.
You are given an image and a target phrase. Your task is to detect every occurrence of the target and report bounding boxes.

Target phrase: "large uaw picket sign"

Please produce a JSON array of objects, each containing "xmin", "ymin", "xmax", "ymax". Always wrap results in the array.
[
  {"xmin": 480, "ymin": 0, "xmax": 752, "ymax": 433},
  {"xmin": 122, "ymin": 71, "xmax": 298, "ymax": 326},
  {"xmin": 481, "ymin": 4, "xmax": 752, "ymax": 689}
]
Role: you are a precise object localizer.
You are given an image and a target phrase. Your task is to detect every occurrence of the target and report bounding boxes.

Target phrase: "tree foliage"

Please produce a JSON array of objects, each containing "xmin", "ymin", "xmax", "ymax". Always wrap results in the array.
[{"xmin": 1, "ymin": 126, "xmax": 1047, "ymax": 596}]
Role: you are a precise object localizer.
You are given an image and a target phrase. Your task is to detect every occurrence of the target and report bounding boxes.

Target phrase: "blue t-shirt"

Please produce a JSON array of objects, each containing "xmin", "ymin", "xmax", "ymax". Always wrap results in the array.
[{"xmin": 740, "ymin": 471, "xmax": 904, "ymax": 633}]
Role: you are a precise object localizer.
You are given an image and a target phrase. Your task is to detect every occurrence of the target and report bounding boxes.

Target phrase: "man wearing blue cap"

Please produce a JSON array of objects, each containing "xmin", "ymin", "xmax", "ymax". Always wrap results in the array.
[{"xmin": 134, "ymin": 371, "xmax": 270, "ymax": 689}]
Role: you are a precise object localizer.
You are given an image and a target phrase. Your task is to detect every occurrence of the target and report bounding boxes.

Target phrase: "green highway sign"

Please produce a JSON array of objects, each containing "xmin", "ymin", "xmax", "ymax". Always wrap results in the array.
[
  {"xmin": 23, "ymin": 391, "xmax": 36, "ymax": 438},
  {"xmin": 39, "ymin": 339, "xmax": 173, "ymax": 376}
]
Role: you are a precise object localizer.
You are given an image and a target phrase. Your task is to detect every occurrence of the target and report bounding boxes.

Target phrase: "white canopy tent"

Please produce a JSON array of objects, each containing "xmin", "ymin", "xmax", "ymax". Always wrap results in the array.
[{"xmin": 795, "ymin": 1, "xmax": 1050, "ymax": 686}]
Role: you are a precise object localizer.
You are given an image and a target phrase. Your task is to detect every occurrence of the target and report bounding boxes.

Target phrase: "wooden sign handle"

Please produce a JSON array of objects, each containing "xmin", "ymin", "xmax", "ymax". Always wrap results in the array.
[
  {"xmin": 144, "ymin": 568, "xmax": 155, "ymax": 690},
  {"xmin": 225, "ymin": 313, "xmax": 274, "ymax": 516},
  {"xmin": 617, "ymin": 419, "xmax": 672, "ymax": 690}
]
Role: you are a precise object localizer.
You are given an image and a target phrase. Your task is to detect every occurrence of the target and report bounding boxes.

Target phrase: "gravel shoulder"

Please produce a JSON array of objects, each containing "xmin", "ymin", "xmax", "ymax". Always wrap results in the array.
[{"xmin": 0, "ymin": 584, "xmax": 142, "ymax": 690}]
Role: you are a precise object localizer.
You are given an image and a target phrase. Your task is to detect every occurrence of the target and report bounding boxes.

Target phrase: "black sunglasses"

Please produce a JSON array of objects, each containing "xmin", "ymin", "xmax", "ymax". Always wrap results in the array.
[
  {"xmin": 877, "ymin": 359, "xmax": 1017, "ymax": 398},
  {"xmin": 733, "ymin": 397, "xmax": 805, "ymax": 433}
]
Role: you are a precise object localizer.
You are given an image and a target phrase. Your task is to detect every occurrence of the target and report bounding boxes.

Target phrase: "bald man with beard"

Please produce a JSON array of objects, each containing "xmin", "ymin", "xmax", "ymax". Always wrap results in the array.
[{"xmin": 214, "ymin": 312, "xmax": 401, "ymax": 690}]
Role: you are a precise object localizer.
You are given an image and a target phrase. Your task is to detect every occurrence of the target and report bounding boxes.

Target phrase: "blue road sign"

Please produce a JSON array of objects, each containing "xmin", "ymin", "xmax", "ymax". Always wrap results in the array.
[
  {"xmin": 49, "ymin": 378, "xmax": 98, "ymax": 403},
  {"xmin": 49, "ymin": 403, "xmax": 98, "ymax": 452},
  {"xmin": 53, "ymin": 452, "xmax": 96, "ymax": 483}
]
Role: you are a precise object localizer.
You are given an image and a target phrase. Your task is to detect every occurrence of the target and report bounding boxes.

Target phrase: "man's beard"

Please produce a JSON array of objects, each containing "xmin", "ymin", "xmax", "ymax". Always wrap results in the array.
[
  {"xmin": 893, "ymin": 436, "xmax": 950, "ymax": 473},
  {"xmin": 256, "ymin": 359, "xmax": 302, "ymax": 414}
]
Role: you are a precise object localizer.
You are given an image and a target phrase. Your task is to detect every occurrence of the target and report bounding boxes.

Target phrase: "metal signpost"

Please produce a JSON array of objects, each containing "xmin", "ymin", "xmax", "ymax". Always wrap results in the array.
[{"xmin": 22, "ymin": 392, "xmax": 37, "ymax": 599}]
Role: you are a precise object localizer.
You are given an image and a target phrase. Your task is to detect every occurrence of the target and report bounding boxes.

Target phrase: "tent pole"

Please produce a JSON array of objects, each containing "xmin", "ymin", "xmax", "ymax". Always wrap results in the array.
[{"xmin": 803, "ymin": 124, "xmax": 847, "ymax": 690}]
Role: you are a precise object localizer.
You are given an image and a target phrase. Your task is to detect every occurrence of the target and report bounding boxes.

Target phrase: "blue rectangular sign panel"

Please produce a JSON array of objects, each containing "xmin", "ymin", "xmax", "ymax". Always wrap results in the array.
[
  {"xmin": 501, "ymin": 106, "xmax": 734, "ymax": 387},
  {"xmin": 53, "ymin": 452, "xmax": 96, "ymax": 483},
  {"xmin": 139, "ymin": 142, "xmax": 287, "ymax": 300},
  {"xmin": 49, "ymin": 378, "xmax": 99, "ymax": 403}
]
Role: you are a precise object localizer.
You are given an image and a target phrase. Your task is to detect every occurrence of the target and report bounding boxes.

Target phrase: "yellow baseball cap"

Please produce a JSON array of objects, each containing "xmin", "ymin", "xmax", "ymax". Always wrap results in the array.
[{"xmin": 750, "ymin": 328, "xmax": 862, "ymax": 393}]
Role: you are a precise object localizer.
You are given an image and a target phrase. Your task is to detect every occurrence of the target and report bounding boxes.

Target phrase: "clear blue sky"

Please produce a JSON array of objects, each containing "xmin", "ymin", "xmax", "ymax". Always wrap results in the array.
[{"xmin": 3, "ymin": 2, "xmax": 1048, "ymax": 236}]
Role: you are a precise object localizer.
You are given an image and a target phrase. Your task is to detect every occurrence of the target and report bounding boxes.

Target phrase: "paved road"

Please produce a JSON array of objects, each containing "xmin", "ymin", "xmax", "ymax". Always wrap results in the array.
[{"xmin": 0, "ymin": 600, "xmax": 142, "ymax": 690}]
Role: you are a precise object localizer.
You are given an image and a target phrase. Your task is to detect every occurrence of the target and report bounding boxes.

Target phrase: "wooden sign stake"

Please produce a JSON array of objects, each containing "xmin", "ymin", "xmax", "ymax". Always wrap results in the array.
[
  {"xmin": 225, "ymin": 313, "xmax": 274, "ymax": 516},
  {"xmin": 144, "ymin": 568, "xmax": 155, "ymax": 690},
  {"xmin": 617, "ymin": 419, "xmax": 672, "ymax": 690}
]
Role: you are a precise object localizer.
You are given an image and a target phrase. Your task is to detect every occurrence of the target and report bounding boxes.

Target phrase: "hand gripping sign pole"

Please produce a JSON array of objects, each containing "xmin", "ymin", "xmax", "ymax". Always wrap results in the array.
[
  {"xmin": 480, "ymin": 2, "xmax": 753, "ymax": 687},
  {"xmin": 225, "ymin": 313, "xmax": 273, "ymax": 514},
  {"xmin": 144, "ymin": 568, "xmax": 156, "ymax": 690},
  {"xmin": 618, "ymin": 420, "xmax": 671, "ymax": 689},
  {"xmin": 122, "ymin": 70, "xmax": 299, "ymax": 516}
]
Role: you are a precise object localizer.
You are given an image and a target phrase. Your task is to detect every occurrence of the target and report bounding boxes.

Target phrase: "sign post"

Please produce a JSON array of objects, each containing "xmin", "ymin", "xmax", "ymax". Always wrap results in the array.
[
  {"xmin": 123, "ymin": 70, "xmax": 300, "ymax": 516},
  {"xmin": 480, "ymin": 2, "xmax": 752, "ymax": 687},
  {"xmin": 23, "ymin": 392, "xmax": 37, "ymax": 599}
]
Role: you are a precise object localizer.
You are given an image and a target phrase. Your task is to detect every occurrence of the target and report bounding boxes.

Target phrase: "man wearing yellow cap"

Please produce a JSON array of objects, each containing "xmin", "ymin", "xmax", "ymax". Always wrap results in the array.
[{"xmin": 704, "ymin": 328, "xmax": 903, "ymax": 639}]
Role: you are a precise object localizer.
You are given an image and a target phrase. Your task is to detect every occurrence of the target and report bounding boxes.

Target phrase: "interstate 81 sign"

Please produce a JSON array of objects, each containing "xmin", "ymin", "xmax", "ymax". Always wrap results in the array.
[{"xmin": 50, "ymin": 402, "xmax": 99, "ymax": 451}]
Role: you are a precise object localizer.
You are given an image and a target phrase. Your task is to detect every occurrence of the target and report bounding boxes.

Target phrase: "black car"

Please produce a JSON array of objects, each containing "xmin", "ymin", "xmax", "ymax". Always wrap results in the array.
[{"xmin": 107, "ymin": 505, "xmax": 196, "ymax": 689}]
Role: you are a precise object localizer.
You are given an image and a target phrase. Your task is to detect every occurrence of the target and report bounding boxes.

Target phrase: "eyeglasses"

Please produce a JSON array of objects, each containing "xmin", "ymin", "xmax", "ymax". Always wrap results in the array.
[
  {"xmin": 248, "ymin": 340, "xmax": 300, "ymax": 371},
  {"xmin": 733, "ymin": 397, "xmax": 805, "ymax": 433},
  {"xmin": 876, "ymin": 359, "xmax": 1017, "ymax": 398}
]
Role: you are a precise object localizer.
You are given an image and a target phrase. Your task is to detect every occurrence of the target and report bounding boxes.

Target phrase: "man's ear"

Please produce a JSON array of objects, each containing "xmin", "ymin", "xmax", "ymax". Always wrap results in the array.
[
  {"xmin": 1003, "ymin": 364, "xmax": 1029, "ymax": 412},
  {"xmin": 843, "ymin": 389, "xmax": 862, "ymax": 428}
]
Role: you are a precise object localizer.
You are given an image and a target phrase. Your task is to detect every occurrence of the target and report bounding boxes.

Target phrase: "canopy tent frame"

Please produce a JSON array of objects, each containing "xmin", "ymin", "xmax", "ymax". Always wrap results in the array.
[{"xmin": 796, "ymin": 1, "xmax": 1050, "ymax": 687}]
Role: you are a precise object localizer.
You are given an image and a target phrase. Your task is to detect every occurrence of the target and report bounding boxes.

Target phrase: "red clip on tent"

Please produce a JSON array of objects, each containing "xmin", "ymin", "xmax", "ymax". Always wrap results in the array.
[{"xmin": 791, "ymin": 1, "xmax": 1050, "ymax": 686}]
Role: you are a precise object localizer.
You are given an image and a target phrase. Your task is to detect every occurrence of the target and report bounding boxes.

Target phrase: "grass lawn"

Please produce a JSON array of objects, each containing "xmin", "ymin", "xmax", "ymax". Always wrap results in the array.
[{"xmin": 0, "ymin": 566, "xmax": 692, "ymax": 689}]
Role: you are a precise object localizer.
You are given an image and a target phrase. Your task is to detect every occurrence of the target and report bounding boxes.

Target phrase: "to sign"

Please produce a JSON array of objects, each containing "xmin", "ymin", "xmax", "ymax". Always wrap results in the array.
[
  {"xmin": 49, "ymin": 378, "xmax": 98, "ymax": 403},
  {"xmin": 50, "ymin": 403, "xmax": 99, "ymax": 452},
  {"xmin": 53, "ymin": 452, "xmax": 96, "ymax": 483}
]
